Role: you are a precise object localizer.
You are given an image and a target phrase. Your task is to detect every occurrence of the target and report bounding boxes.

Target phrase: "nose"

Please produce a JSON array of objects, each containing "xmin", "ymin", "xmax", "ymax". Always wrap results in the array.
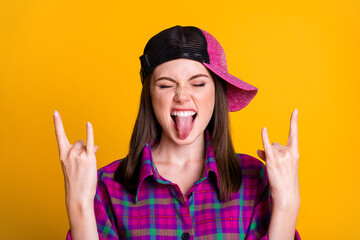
[{"xmin": 174, "ymin": 85, "xmax": 191, "ymax": 103}]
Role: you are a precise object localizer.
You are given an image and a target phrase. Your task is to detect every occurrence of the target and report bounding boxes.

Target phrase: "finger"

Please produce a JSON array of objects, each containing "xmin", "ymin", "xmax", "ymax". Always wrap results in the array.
[
  {"xmin": 257, "ymin": 149, "xmax": 266, "ymax": 161},
  {"xmin": 86, "ymin": 122, "xmax": 94, "ymax": 156},
  {"xmin": 68, "ymin": 140, "xmax": 85, "ymax": 158},
  {"xmin": 272, "ymin": 142, "xmax": 284, "ymax": 151},
  {"xmin": 261, "ymin": 127, "xmax": 275, "ymax": 160},
  {"xmin": 287, "ymin": 109, "xmax": 299, "ymax": 151},
  {"xmin": 72, "ymin": 139, "xmax": 85, "ymax": 149},
  {"xmin": 53, "ymin": 110, "xmax": 70, "ymax": 154},
  {"xmin": 94, "ymin": 145, "xmax": 99, "ymax": 154}
]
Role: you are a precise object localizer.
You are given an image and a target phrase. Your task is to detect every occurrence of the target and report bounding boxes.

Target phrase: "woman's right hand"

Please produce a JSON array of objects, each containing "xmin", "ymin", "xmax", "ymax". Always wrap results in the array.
[{"xmin": 53, "ymin": 110, "xmax": 99, "ymax": 206}]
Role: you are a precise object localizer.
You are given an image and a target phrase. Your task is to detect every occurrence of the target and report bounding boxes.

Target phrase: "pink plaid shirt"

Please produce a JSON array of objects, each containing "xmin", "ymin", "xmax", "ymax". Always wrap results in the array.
[{"xmin": 66, "ymin": 132, "xmax": 301, "ymax": 239}]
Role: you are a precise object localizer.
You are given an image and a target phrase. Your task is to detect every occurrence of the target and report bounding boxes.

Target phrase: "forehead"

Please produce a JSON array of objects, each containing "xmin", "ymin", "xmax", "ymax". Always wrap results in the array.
[{"xmin": 152, "ymin": 58, "xmax": 211, "ymax": 80}]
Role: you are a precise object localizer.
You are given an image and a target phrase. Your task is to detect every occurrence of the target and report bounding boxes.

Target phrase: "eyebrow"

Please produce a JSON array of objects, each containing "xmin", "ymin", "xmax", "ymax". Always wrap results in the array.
[{"xmin": 155, "ymin": 74, "xmax": 210, "ymax": 82}]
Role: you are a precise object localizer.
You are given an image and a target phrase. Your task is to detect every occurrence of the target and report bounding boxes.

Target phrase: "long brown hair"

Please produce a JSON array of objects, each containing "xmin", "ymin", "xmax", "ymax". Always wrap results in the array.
[{"xmin": 115, "ymin": 71, "xmax": 242, "ymax": 202}]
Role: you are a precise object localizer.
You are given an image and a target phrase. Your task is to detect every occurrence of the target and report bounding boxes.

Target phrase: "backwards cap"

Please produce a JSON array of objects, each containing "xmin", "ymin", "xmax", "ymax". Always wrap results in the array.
[{"xmin": 139, "ymin": 25, "xmax": 258, "ymax": 112}]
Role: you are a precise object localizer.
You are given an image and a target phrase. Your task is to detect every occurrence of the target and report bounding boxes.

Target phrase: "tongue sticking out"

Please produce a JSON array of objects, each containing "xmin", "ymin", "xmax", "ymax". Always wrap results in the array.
[{"xmin": 174, "ymin": 116, "xmax": 193, "ymax": 139}]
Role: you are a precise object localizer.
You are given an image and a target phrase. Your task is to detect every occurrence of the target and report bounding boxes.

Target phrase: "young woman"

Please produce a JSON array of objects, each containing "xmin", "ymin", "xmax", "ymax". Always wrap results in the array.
[{"xmin": 54, "ymin": 25, "xmax": 301, "ymax": 240}]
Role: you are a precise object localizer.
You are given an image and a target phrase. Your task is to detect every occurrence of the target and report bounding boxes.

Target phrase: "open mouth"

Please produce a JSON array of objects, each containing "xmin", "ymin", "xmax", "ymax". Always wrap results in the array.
[
  {"xmin": 170, "ymin": 110, "xmax": 197, "ymax": 120},
  {"xmin": 170, "ymin": 110, "xmax": 197, "ymax": 139}
]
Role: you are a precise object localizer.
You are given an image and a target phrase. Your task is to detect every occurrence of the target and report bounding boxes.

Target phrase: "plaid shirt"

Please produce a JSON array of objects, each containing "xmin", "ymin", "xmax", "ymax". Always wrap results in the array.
[{"xmin": 66, "ymin": 132, "xmax": 301, "ymax": 240}]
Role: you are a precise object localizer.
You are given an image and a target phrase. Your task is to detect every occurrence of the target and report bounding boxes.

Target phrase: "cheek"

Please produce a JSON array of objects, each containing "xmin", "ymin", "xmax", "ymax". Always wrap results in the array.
[
  {"xmin": 203, "ymin": 87, "xmax": 216, "ymax": 111},
  {"xmin": 195, "ymin": 88, "xmax": 215, "ymax": 121},
  {"xmin": 151, "ymin": 93, "xmax": 161, "ymax": 110},
  {"xmin": 151, "ymin": 91, "xmax": 172, "ymax": 123}
]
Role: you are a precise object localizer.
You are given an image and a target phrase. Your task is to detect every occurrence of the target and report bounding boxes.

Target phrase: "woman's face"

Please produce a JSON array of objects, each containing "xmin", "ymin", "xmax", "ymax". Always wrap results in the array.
[{"xmin": 150, "ymin": 58, "xmax": 215, "ymax": 145}]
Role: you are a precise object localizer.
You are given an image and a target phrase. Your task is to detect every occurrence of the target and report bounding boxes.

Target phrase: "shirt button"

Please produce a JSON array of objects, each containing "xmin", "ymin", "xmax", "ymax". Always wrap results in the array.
[
  {"xmin": 181, "ymin": 232, "xmax": 190, "ymax": 240},
  {"xmin": 187, "ymin": 192, "xmax": 193, "ymax": 199}
]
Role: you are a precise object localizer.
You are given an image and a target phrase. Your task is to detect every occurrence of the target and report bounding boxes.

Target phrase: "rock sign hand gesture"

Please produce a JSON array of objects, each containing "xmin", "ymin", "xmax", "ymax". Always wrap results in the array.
[
  {"xmin": 257, "ymin": 109, "xmax": 300, "ymax": 209},
  {"xmin": 53, "ymin": 110, "xmax": 99, "ymax": 205}
]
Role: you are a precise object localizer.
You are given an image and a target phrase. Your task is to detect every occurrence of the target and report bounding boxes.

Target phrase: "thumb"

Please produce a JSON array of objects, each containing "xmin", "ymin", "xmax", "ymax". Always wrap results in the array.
[
  {"xmin": 257, "ymin": 149, "xmax": 266, "ymax": 161},
  {"xmin": 94, "ymin": 145, "xmax": 99, "ymax": 154}
]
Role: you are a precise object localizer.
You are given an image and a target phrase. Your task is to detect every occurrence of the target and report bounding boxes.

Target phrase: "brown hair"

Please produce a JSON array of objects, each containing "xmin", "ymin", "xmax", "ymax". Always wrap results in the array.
[{"xmin": 115, "ymin": 71, "xmax": 242, "ymax": 202}]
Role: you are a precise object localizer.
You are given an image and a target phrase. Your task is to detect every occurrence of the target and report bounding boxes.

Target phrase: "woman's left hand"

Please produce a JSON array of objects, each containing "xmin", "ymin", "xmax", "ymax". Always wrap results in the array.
[{"xmin": 257, "ymin": 109, "xmax": 300, "ymax": 210}]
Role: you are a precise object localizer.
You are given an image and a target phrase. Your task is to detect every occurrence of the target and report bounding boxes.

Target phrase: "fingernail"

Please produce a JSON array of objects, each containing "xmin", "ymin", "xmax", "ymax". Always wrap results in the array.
[
  {"xmin": 54, "ymin": 110, "xmax": 58, "ymax": 117},
  {"xmin": 263, "ymin": 127, "xmax": 267, "ymax": 133},
  {"xmin": 87, "ymin": 122, "xmax": 92, "ymax": 127},
  {"xmin": 294, "ymin": 109, "xmax": 298, "ymax": 115}
]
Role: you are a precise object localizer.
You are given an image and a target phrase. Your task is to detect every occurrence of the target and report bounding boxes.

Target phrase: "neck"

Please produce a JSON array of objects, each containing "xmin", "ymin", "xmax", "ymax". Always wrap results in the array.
[{"xmin": 152, "ymin": 132, "xmax": 206, "ymax": 166}]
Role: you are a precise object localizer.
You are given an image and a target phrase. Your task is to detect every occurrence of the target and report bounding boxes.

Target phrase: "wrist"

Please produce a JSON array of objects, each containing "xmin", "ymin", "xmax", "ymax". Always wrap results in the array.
[
  {"xmin": 66, "ymin": 199, "xmax": 95, "ymax": 224},
  {"xmin": 271, "ymin": 187, "xmax": 300, "ymax": 211},
  {"xmin": 66, "ymin": 195, "xmax": 94, "ymax": 212},
  {"xmin": 272, "ymin": 196, "xmax": 300, "ymax": 213}
]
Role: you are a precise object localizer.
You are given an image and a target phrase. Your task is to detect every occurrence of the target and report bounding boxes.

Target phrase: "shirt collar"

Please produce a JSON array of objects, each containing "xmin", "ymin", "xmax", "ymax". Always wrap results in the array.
[{"xmin": 135, "ymin": 130, "xmax": 220, "ymax": 203}]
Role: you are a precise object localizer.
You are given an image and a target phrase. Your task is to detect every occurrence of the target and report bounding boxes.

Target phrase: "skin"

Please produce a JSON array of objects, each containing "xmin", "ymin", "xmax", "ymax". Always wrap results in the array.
[
  {"xmin": 149, "ymin": 59, "xmax": 215, "ymax": 195},
  {"xmin": 150, "ymin": 59, "xmax": 215, "ymax": 146},
  {"xmin": 53, "ymin": 59, "xmax": 300, "ymax": 240},
  {"xmin": 257, "ymin": 110, "xmax": 300, "ymax": 240},
  {"xmin": 54, "ymin": 113, "xmax": 99, "ymax": 240}
]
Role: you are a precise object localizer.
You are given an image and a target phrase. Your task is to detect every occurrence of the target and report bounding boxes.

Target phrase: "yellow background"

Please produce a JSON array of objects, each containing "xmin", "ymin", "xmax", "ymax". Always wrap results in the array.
[{"xmin": 0, "ymin": 0, "xmax": 359, "ymax": 239}]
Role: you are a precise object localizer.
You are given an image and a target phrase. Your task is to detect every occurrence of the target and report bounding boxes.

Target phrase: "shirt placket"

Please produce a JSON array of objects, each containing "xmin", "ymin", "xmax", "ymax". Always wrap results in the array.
[{"xmin": 168, "ymin": 181, "xmax": 202, "ymax": 240}]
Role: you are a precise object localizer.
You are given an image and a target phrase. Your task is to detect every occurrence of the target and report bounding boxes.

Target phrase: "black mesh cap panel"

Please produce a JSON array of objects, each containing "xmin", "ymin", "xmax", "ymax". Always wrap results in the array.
[{"xmin": 139, "ymin": 26, "xmax": 210, "ymax": 83}]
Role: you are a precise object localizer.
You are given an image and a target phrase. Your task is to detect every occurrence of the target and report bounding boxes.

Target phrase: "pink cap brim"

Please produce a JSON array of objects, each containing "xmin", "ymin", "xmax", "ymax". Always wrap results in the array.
[{"xmin": 203, "ymin": 63, "xmax": 258, "ymax": 112}]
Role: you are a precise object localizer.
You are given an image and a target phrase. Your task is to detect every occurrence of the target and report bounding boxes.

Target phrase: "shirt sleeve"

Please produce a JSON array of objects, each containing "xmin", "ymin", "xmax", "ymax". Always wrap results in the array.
[
  {"xmin": 245, "ymin": 161, "xmax": 301, "ymax": 240},
  {"xmin": 65, "ymin": 170, "xmax": 120, "ymax": 240}
]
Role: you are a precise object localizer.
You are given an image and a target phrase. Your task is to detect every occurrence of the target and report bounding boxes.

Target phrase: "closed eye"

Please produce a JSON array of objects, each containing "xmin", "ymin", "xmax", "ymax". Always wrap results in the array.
[
  {"xmin": 159, "ymin": 85, "xmax": 173, "ymax": 89},
  {"xmin": 192, "ymin": 83, "xmax": 205, "ymax": 87}
]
